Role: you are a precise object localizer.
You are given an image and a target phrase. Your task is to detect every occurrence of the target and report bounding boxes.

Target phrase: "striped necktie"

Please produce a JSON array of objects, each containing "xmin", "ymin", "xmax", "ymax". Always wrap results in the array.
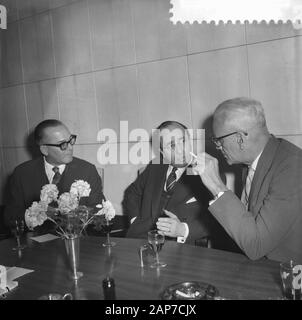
[
  {"xmin": 166, "ymin": 167, "xmax": 177, "ymax": 192},
  {"xmin": 52, "ymin": 166, "xmax": 61, "ymax": 185},
  {"xmin": 241, "ymin": 166, "xmax": 255, "ymax": 209}
]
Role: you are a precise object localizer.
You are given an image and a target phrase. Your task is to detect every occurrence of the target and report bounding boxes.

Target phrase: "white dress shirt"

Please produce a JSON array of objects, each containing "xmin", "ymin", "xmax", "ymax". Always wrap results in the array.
[
  {"xmin": 44, "ymin": 157, "xmax": 66, "ymax": 184},
  {"xmin": 240, "ymin": 151, "xmax": 263, "ymax": 208}
]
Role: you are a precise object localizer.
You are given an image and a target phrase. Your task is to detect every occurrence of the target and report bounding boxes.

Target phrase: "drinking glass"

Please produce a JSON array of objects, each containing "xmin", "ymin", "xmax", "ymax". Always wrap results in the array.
[
  {"xmin": 280, "ymin": 260, "xmax": 302, "ymax": 300},
  {"xmin": 10, "ymin": 219, "xmax": 27, "ymax": 251},
  {"xmin": 101, "ymin": 220, "xmax": 116, "ymax": 247},
  {"xmin": 148, "ymin": 230, "xmax": 167, "ymax": 268}
]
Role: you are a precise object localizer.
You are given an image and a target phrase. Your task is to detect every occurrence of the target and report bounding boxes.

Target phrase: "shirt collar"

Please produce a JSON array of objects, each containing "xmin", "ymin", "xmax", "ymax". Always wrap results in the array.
[
  {"xmin": 250, "ymin": 150, "xmax": 263, "ymax": 172},
  {"xmin": 167, "ymin": 165, "xmax": 186, "ymax": 180},
  {"xmin": 44, "ymin": 157, "xmax": 66, "ymax": 174}
]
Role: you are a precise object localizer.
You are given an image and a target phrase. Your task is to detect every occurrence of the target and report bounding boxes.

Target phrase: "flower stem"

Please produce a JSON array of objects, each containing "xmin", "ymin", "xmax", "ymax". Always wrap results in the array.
[
  {"xmin": 16, "ymin": 236, "xmax": 21, "ymax": 248},
  {"xmin": 47, "ymin": 217, "xmax": 66, "ymax": 237}
]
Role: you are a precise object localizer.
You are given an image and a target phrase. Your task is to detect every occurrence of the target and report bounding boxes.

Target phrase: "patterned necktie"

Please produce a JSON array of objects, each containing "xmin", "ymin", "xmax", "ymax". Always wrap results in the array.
[
  {"xmin": 52, "ymin": 166, "xmax": 61, "ymax": 185},
  {"xmin": 241, "ymin": 166, "xmax": 255, "ymax": 209},
  {"xmin": 166, "ymin": 167, "xmax": 178, "ymax": 192}
]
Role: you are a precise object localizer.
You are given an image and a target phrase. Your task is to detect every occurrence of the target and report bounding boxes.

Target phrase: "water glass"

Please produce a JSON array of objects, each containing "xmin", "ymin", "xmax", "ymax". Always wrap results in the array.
[
  {"xmin": 10, "ymin": 219, "xmax": 27, "ymax": 251},
  {"xmin": 102, "ymin": 220, "xmax": 116, "ymax": 247},
  {"xmin": 147, "ymin": 230, "xmax": 167, "ymax": 268},
  {"xmin": 280, "ymin": 260, "xmax": 302, "ymax": 300}
]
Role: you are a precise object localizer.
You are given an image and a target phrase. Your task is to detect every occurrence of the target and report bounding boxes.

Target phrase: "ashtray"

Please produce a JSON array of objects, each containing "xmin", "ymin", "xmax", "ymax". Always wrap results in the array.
[{"xmin": 161, "ymin": 281, "xmax": 219, "ymax": 300}]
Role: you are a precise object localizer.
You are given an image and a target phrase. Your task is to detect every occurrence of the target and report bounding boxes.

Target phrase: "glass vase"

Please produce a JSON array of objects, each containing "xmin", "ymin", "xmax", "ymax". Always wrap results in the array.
[{"xmin": 64, "ymin": 236, "xmax": 83, "ymax": 280}]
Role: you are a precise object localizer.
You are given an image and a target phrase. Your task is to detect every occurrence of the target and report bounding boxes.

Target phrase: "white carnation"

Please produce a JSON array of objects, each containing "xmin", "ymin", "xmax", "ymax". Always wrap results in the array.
[
  {"xmin": 25, "ymin": 201, "xmax": 48, "ymax": 230},
  {"xmin": 40, "ymin": 184, "xmax": 59, "ymax": 204},
  {"xmin": 70, "ymin": 180, "xmax": 91, "ymax": 198},
  {"xmin": 95, "ymin": 200, "xmax": 115, "ymax": 221},
  {"xmin": 58, "ymin": 192, "xmax": 79, "ymax": 213}
]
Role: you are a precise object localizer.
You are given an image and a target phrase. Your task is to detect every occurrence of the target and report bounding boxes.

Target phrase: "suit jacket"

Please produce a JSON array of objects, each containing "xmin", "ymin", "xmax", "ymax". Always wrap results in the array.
[
  {"xmin": 124, "ymin": 163, "xmax": 213, "ymax": 244},
  {"xmin": 210, "ymin": 135, "xmax": 302, "ymax": 262},
  {"xmin": 4, "ymin": 157, "xmax": 105, "ymax": 226}
]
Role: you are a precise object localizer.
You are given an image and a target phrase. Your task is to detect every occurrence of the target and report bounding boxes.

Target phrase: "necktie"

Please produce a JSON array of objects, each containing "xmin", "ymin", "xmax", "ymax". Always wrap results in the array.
[
  {"xmin": 52, "ymin": 166, "xmax": 61, "ymax": 185},
  {"xmin": 166, "ymin": 167, "xmax": 178, "ymax": 192},
  {"xmin": 241, "ymin": 166, "xmax": 255, "ymax": 209}
]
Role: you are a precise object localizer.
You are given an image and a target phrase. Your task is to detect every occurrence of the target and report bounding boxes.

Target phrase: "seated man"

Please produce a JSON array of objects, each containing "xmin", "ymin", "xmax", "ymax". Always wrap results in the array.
[
  {"xmin": 124, "ymin": 121, "xmax": 213, "ymax": 245},
  {"xmin": 4, "ymin": 119, "xmax": 105, "ymax": 227},
  {"xmin": 193, "ymin": 97, "xmax": 302, "ymax": 262}
]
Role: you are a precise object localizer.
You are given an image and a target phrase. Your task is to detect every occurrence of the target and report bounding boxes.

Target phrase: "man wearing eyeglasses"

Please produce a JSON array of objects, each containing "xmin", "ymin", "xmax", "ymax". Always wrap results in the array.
[
  {"xmin": 192, "ymin": 97, "xmax": 302, "ymax": 262},
  {"xmin": 4, "ymin": 119, "xmax": 105, "ymax": 227}
]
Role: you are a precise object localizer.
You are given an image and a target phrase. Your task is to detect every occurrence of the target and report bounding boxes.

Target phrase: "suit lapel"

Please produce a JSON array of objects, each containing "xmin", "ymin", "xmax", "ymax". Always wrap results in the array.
[
  {"xmin": 168, "ymin": 171, "xmax": 192, "ymax": 205},
  {"xmin": 249, "ymin": 135, "xmax": 280, "ymax": 211},
  {"xmin": 37, "ymin": 157, "xmax": 49, "ymax": 186},
  {"xmin": 151, "ymin": 164, "xmax": 168, "ymax": 219},
  {"xmin": 57, "ymin": 159, "xmax": 75, "ymax": 193}
]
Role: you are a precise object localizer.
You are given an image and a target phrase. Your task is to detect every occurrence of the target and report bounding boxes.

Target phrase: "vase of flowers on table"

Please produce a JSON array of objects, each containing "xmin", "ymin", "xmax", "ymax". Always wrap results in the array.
[{"xmin": 25, "ymin": 180, "xmax": 115, "ymax": 280}]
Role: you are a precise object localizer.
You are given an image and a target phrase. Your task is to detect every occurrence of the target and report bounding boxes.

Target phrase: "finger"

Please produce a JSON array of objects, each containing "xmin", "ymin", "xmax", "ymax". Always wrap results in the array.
[
  {"xmin": 157, "ymin": 217, "xmax": 173, "ymax": 223},
  {"xmin": 157, "ymin": 230, "xmax": 165, "ymax": 236},
  {"xmin": 163, "ymin": 210, "xmax": 177, "ymax": 219},
  {"xmin": 156, "ymin": 222, "xmax": 170, "ymax": 231}
]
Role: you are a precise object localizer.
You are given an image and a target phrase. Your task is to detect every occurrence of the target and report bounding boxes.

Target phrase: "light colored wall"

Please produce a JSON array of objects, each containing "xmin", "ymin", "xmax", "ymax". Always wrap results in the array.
[{"xmin": 1, "ymin": 0, "xmax": 302, "ymax": 212}]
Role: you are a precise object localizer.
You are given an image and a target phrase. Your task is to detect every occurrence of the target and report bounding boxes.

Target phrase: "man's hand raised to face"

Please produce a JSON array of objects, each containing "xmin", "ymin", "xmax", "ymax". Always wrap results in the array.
[{"xmin": 192, "ymin": 152, "xmax": 228, "ymax": 197}]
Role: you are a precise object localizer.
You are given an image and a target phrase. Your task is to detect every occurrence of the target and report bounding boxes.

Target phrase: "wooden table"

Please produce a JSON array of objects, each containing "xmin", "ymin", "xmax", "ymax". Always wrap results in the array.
[{"xmin": 0, "ymin": 235, "xmax": 283, "ymax": 300}]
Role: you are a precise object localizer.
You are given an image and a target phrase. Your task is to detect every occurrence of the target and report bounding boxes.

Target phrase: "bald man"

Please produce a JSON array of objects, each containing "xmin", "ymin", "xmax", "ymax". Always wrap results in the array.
[
  {"xmin": 4, "ymin": 119, "xmax": 105, "ymax": 228},
  {"xmin": 193, "ymin": 97, "xmax": 302, "ymax": 262}
]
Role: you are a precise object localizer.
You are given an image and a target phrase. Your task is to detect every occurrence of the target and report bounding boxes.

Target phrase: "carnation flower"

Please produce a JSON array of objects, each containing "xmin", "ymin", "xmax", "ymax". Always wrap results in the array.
[
  {"xmin": 25, "ymin": 180, "xmax": 113, "ymax": 239},
  {"xmin": 58, "ymin": 192, "xmax": 79, "ymax": 213},
  {"xmin": 70, "ymin": 180, "xmax": 91, "ymax": 199},
  {"xmin": 40, "ymin": 184, "xmax": 59, "ymax": 204},
  {"xmin": 25, "ymin": 201, "xmax": 48, "ymax": 230},
  {"xmin": 96, "ymin": 200, "xmax": 115, "ymax": 221}
]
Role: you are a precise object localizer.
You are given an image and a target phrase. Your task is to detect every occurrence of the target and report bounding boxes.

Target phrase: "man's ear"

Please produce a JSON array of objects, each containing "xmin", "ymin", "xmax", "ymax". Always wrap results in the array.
[
  {"xmin": 236, "ymin": 134, "xmax": 244, "ymax": 150},
  {"xmin": 40, "ymin": 145, "xmax": 48, "ymax": 156}
]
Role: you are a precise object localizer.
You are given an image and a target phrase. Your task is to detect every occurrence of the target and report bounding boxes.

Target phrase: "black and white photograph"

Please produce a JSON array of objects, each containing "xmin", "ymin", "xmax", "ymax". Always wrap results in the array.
[{"xmin": 0, "ymin": 0, "xmax": 302, "ymax": 304}]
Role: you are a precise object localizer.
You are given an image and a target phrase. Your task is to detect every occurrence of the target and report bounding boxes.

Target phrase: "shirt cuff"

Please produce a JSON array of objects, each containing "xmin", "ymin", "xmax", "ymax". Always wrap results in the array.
[
  {"xmin": 177, "ymin": 223, "xmax": 189, "ymax": 243},
  {"xmin": 130, "ymin": 217, "xmax": 137, "ymax": 224}
]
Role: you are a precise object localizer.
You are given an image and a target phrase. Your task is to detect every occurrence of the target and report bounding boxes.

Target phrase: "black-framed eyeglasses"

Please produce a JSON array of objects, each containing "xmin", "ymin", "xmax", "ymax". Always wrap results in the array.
[
  {"xmin": 42, "ymin": 135, "xmax": 77, "ymax": 151},
  {"xmin": 211, "ymin": 131, "xmax": 247, "ymax": 148}
]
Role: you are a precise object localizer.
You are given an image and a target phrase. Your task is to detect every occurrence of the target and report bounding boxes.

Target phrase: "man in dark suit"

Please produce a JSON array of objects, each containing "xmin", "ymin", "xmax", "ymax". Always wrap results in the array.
[
  {"xmin": 193, "ymin": 97, "xmax": 302, "ymax": 262},
  {"xmin": 124, "ymin": 121, "xmax": 213, "ymax": 245},
  {"xmin": 4, "ymin": 119, "xmax": 105, "ymax": 227}
]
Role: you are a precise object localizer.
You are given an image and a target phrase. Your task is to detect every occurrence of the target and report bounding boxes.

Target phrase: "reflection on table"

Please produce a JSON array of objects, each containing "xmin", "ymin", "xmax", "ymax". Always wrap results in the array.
[{"xmin": 0, "ymin": 235, "xmax": 282, "ymax": 300}]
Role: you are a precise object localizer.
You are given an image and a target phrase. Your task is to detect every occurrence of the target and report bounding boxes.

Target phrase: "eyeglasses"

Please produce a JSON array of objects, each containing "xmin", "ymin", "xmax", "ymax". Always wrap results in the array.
[
  {"xmin": 211, "ymin": 131, "xmax": 247, "ymax": 148},
  {"xmin": 42, "ymin": 135, "xmax": 77, "ymax": 151}
]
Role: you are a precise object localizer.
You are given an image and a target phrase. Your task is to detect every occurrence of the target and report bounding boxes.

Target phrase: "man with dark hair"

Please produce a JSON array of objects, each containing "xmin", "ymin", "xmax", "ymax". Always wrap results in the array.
[
  {"xmin": 193, "ymin": 97, "xmax": 302, "ymax": 262},
  {"xmin": 4, "ymin": 119, "xmax": 105, "ymax": 227},
  {"xmin": 124, "ymin": 121, "xmax": 213, "ymax": 245}
]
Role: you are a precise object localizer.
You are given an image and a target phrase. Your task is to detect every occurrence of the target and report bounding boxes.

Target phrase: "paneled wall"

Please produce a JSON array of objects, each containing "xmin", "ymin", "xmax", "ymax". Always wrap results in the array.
[{"xmin": 1, "ymin": 0, "xmax": 302, "ymax": 213}]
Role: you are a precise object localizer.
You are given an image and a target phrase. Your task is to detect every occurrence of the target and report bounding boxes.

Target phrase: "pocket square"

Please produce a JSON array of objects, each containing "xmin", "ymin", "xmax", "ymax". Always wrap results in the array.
[{"xmin": 186, "ymin": 197, "xmax": 197, "ymax": 204}]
